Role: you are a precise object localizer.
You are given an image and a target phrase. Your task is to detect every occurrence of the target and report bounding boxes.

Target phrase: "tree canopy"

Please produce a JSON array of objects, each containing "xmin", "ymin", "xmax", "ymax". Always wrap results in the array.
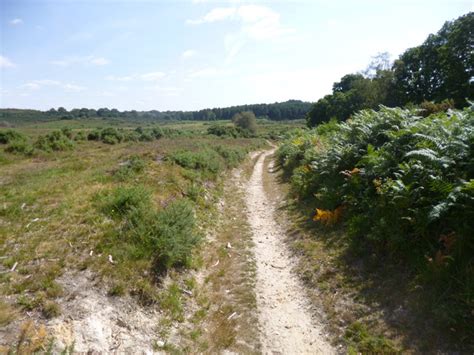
[{"xmin": 307, "ymin": 12, "xmax": 473, "ymax": 127}]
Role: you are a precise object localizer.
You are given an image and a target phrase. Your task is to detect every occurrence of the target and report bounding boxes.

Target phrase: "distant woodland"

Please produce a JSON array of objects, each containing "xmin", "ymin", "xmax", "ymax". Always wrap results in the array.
[{"xmin": 0, "ymin": 100, "xmax": 311, "ymax": 125}]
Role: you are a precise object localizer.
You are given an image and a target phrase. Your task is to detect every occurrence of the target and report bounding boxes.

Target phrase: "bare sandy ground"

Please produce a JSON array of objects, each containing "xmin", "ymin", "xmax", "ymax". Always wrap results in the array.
[{"xmin": 244, "ymin": 149, "xmax": 334, "ymax": 355}]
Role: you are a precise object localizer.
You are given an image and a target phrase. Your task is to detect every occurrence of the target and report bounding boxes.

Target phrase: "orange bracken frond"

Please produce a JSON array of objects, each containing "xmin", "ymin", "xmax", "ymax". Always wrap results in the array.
[{"xmin": 313, "ymin": 206, "xmax": 344, "ymax": 226}]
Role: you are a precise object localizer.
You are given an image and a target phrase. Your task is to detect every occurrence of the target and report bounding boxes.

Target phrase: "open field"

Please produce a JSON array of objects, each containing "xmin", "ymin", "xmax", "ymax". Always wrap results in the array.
[{"xmin": 1, "ymin": 118, "xmax": 308, "ymax": 351}]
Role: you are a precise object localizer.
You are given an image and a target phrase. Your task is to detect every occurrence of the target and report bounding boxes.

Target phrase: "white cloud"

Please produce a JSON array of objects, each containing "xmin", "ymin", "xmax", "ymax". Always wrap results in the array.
[
  {"xmin": 105, "ymin": 75, "xmax": 134, "ymax": 82},
  {"xmin": 50, "ymin": 59, "xmax": 69, "ymax": 66},
  {"xmin": 22, "ymin": 83, "xmax": 41, "ymax": 90},
  {"xmin": 21, "ymin": 79, "xmax": 85, "ymax": 92},
  {"xmin": 186, "ymin": 66, "xmax": 236, "ymax": 81},
  {"xmin": 51, "ymin": 55, "xmax": 110, "ymax": 67},
  {"xmin": 187, "ymin": 5, "xmax": 294, "ymax": 60},
  {"xmin": 146, "ymin": 85, "xmax": 182, "ymax": 96},
  {"xmin": 188, "ymin": 67, "xmax": 219, "ymax": 79},
  {"xmin": 10, "ymin": 18, "xmax": 23, "ymax": 25},
  {"xmin": 0, "ymin": 55, "xmax": 16, "ymax": 68},
  {"xmin": 140, "ymin": 71, "xmax": 166, "ymax": 81},
  {"xmin": 187, "ymin": 7, "xmax": 236, "ymax": 24},
  {"xmin": 106, "ymin": 71, "xmax": 166, "ymax": 82},
  {"xmin": 89, "ymin": 57, "xmax": 109, "ymax": 66},
  {"xmin": 181, "ymin": 49, "xmax": 197, "ymax": 60},
  {"xmin": 99, "ymin": 91, "xmax": 115, "ymax": 97},
  {"xmin": 63, "ymin": 83, "xmax": 85, "ymax": 92}
]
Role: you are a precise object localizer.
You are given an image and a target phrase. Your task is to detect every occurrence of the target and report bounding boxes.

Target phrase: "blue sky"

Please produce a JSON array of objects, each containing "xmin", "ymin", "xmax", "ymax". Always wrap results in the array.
[{"xmin": 0, "ymin": 0, "xmax": 472, "ymax": 111}]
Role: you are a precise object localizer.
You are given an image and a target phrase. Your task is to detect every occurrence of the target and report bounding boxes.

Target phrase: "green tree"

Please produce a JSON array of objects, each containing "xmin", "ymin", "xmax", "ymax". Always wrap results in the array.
[
  {"xmin": 232, "ymin": 111, "xmax": 257, "ymax": 134},
  {"xmin": 392, "ymin": 12, "xmax": 474, "ymax": 107}
]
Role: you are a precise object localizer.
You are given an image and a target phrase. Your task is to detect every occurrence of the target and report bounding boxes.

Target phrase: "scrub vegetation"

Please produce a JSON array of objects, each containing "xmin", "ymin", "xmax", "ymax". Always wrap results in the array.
[{"xmin": 0, "ymin": 116, "xmax": 298, "ymax": 351}]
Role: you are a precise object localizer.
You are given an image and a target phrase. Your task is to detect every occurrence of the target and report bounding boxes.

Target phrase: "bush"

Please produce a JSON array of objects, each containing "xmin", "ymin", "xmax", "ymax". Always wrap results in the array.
[
  {"xmin": 99, "ymin": 185, "xmax": 151, "ymax": 219},
  {"xmin": 97, "ymin": 186, "xmax": 199, "ymax": 275},
  {"xmin": 152, "ymin": 127, "xmax": 164, "ymax": 139},
  {"xmin": 232, "ymin": 111, "xmax": 257, "ymax": 135},
  {"xmin": 61, "ymin": 127, "xmax": 73, "ymax": 139},
  {"xmin": 150, "ymin": 199, "xmax": 199, "ymax": 273},
  {"xmin": 122, "ymin": 130, "xmax": 140, "ymax": 142},
  {"xmin": 0, "ymin": 130, "xmax": 27, "ymax": 144},
  {"xmin": 101, "ymin": 128, "xmax": 123, "ymax": 145},
  {"xmin": 213, "ymin": 145, "xmax": 247, "ymax": 168},
  {"xmin": 74, "ymin": 131, "xmax": 87, "ymax": 141},
  {"xmin": 87, "ymin": 130, "xmax": 101, "ymax": 141},
  {"xmin": 5, "ymin": 140, "xmax": 34, "ymax": 155},
  {"xmin": 278, "ymin": 106, "xmax": 474, "ymax": 331},
  {"xmin": 167, "ymin": 149, "xmax": 223, "ymax": 176},
  {"xmin": 207, "ymin": 125, "xmax": 241, "ymax": 138},
  {"xmin": 139, "ymin": 131, "xmax": 154, "ymax": 142},
  {"xmin": 34, "ymin": 130, "xmax": 74, "ymax": 152},
  {"xmin": 419, "ymin": 99, "xmax": 455, "ymax": 117}
]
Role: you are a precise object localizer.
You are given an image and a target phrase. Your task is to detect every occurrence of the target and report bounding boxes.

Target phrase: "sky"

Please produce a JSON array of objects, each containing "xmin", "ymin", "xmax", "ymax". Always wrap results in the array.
[{"xmin": 0, "ymin": 0, "xmax": 472, "ymax": 111}]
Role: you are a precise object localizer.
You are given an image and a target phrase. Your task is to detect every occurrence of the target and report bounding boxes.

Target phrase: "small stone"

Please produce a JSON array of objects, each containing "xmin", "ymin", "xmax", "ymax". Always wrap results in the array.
[{"xmin": 155, "ymin": 340, "xmax": 165, "ymax": 348}]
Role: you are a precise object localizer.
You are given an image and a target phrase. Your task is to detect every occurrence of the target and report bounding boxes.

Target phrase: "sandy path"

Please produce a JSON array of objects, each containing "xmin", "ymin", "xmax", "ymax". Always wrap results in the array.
[{"xmin": 245, "ymin": 149, "xmax": 334, "ymax": 355}]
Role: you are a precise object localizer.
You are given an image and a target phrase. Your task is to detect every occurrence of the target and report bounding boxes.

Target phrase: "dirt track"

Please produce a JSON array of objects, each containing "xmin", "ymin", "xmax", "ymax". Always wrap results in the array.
[{"xmin": 244, "ymin": 150, "xmax": 334, "ymax": 355}]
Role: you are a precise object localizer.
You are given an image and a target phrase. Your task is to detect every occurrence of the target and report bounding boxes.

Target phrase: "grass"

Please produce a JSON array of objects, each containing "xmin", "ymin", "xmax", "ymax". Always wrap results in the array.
[
  {"xmin": 0, "ymin": 118, "xmax": 301, "ymax": 349},
  {"xmin": 0, "ymin": 301, "xmax": 17, "ymax": 326},
  {"xmin": 187, "ymin": 154, "xmax": 261, "ymax": 354},
  {"xmin": 345, "ymin": 322, "xmax": 399, "ymax": 354},
  {"xmin": 0, "ymin": 117, "xmax": 290, "ymax": 349}
]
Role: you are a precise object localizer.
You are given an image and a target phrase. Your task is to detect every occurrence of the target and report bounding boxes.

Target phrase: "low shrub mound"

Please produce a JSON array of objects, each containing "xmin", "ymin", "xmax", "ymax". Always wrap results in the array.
[
  {"xmin": 0, "ymin": 130, "xmax": 27, "ymax": 144},
  {"xmin": 114, "ymin": 155, "xmax": 146, "ymax": 181},
  {"xmin": 97, "ymin": 186, "xmax": 200, "ymax": 276},
  {"xmin": 207, "ymin": 124, "xmax": 253, "ymax": 138},
  {"xmin": 167, "ymin": 144, "xmax": 250, "ymax": 178},
  {"xmin": 5, "ymin": 141, "xmax": 34, "ymax": 156},
  {"xmin": 277, "ymin": 106, "xmax": 474, "ymax": 334},
  {"xmin": 34, "ymin": 130, "xmax": 75, "ymax": 152},
  {"xmin": 168, "ymin": 149, "xmax": 223, "ymax": 175},
  {"xmin": 87, "ymin": 126, "xmax": 170, "ymax": 144}
]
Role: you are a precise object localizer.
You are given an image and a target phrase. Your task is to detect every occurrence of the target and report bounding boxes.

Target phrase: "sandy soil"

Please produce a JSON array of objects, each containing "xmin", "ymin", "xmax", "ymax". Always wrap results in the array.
[
  {"xmin": 244, "ymin": 149, "xmax": 334, "ymax": 355},
  {"xmin": 47, "ymin": 271, "xmax": 163, "ymax": 354}
]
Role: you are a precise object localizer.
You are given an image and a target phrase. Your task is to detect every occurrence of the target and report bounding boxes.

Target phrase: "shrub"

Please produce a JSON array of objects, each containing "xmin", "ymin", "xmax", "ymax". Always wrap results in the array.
[
  {"xmin": 278, "ymin": 106, "xmax": 474, "ymax": 332},
  {"xmin": 61, "ymin": 127, "xmax": 73, "ymax": 139},
  {"xmin": 114, "ymin": 155, "xmax": 146, "ymax": 181},
  {"xmin": 419, "ymin": 99, "xmax": 455, "ymax": 117},
  {"xmin": 34, "ymin": 130, "xmax": 74, "ymax": 152},
  {"xmin": 232, "ymin": 111, "xmax": 257, "ymax": 135},
  {"xmin": 152, "ymin": 127, "xmax": 164, "ymax": 139},
  {"xmin": 213, "ymin": 145, "xmax": 247, "ymax": 168},
  {"xmin": 0, "ymin": 130, "xmax": 27, "ymax": 144},
  {"xmin": 100, "ymin": 127, "xmax": 124, "ymax": 145},
  {"xmin": 139, "ymin": 131, "xmax": 154, "ymax": 142},
  {"xmin": 5, "ymin": 140, "xmax": 34, "ymax": 155},
  {"xmin": 122, "ymin": 130, "xmax": 140, "ymax": 142},
  {"xmin": 99, "ymin": 185, "xmax": 151, "ymax": 219},
  {"xmin": 207, "ymin": 125, "xmax": 241, "ymax": 138},
  {"xmin": 186, "ymin": 182, "xmax": 204, "ymax": 202},
  {"xmin": 97, "ymin": 187, "xmax": 199, "ymax": 275},
  {"xmin": 87, "ymin": 130, "xmax": 101, "ymax": 141},
  {"xmin": 150, "ymin": 199, "xmax": 199, "ymax": 273},
  {"xmin": 167, "ymin": 149, "xmax": 223, "ymax": 176},
  {"xmin": 74, "ymin": 131, "xmax": 87, "ymax": 141}
]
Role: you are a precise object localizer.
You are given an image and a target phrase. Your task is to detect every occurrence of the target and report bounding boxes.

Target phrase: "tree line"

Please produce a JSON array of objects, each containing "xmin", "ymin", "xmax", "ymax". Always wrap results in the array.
[
  {"xmin": 0, "ymin": 100, "xmax": 312, "ymax": 125},
  {"xmin": 307, "ymin": 12, "xmax": 473, "ymax": 127}
]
